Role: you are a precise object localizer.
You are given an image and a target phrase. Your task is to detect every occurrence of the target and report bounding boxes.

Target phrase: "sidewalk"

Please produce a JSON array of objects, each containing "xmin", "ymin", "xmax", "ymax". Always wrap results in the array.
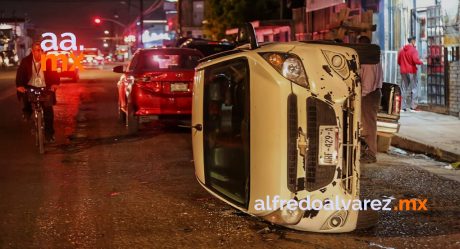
[{"xmin": 391, "ymin": 110, "xmax": 460, "ymax": 163}]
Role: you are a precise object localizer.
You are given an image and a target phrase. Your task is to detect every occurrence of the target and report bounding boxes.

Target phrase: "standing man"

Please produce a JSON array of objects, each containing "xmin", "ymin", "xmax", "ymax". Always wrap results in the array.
[
  {"xmin": 16, "ymin": 41, "xmax": 60, "ymax": 143},
  {"xmin": 358, "ymin": 36, "xmax": 383, "ymax": 164},
  {"xmin": 397, "ymin": 36, "xmax": 423, "ymax": 112}
]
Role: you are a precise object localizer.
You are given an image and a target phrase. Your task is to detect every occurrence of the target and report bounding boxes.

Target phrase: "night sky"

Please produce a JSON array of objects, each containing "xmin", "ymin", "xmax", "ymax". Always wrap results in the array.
[{"xmin": 1, "ymin": 0, "xmax": 158, "ymax": 48}]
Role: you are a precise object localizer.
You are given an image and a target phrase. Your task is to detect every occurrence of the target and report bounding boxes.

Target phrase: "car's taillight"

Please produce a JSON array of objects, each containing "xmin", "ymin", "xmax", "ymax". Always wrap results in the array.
[{"xmin": 393, "ymin": 93, "xmax": 401, "ymax": 115}]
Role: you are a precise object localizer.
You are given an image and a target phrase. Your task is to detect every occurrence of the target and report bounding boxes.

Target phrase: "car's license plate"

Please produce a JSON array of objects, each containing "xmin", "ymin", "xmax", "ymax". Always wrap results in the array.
[
  {"xmin": 171, "ymin": 83, "xmax": 188, "ymax": 92},
  {"xmin": 318, "ymin": 125, "xmax": 338, "ymax": 165}
]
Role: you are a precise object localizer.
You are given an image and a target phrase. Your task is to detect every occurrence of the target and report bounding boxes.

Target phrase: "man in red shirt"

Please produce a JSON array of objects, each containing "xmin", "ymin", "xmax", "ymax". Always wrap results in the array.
[{"xmin": 397, "ymin": 36, "xmax": 423, "ymax": 112}]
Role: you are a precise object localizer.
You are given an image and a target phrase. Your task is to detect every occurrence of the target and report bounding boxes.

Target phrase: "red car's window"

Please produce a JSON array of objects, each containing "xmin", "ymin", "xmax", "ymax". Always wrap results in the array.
[
  {"xmin": 138, "ymin": 51, "xmax": 201, "ymax": 71},
  {"xmin": 128, "ymin": 54, "xmax": 140, "ymax": 71}
]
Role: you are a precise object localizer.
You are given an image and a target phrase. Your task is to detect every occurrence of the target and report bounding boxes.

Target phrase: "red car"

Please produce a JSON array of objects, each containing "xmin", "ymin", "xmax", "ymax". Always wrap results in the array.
[{"xmin": 113, "ymin": 48, "xmax": 203, "ymax": 132}]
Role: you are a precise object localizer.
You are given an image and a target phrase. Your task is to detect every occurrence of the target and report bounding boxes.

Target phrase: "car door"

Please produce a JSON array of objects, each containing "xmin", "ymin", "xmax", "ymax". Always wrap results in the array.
[{"xmin": 193, "ymin": 57, "xmax": 250, "ymax": 209}]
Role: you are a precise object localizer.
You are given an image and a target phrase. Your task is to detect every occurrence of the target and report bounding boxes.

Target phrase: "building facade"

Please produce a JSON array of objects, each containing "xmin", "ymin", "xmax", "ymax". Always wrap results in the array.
[{"xmin": 292, "ymin": 0, "xmax": 460, "ymax": 116}]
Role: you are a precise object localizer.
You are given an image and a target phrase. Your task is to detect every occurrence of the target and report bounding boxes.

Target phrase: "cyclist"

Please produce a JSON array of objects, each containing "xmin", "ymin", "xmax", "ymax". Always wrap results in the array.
[{"xmin": 16, "ymin": 41, "xmax": 60, "ymax": 143}]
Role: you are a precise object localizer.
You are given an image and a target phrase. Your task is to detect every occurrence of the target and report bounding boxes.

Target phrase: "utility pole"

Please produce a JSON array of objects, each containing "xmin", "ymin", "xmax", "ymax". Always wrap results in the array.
[
  {"xmin": 280, "ymin": 0, "xmax": 283, "ymax": 19},
  {"xmin": 140, "ymin": 0, "xmax": 144, "ymax": 47},
  {"xmin": 177, "ymin": 0, "xmax": 181, "ymax": 37}
]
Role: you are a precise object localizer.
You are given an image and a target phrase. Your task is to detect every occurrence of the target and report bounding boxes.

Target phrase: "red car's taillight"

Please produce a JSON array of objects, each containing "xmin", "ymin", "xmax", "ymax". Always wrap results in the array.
[{"xmin": 393, "ymin": 94, "xmax": 401, "ymax": 115}]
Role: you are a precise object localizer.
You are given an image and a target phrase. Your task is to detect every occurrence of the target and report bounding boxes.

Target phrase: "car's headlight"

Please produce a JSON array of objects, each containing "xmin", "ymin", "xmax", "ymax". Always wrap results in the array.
[
  {"xmin": 259, "ymin": 52, "xmax": 309, "ymax": 88},
  {"xmin": 262, "ymin": 199, "xmax": 304, "ymax": 225},
  {"xmin": 321, "ymin": 50, "xmax": 350, "ymax": 79},
  {"xmin": 320, "ymin": 210, "xmax": 348, "ymax": 230}
]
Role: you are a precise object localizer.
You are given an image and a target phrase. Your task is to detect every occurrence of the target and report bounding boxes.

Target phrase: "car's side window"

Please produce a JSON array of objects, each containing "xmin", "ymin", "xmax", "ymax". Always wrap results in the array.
[{"xmin": 202, "ymin": 57, "xmax": 250, "ymax": 208}]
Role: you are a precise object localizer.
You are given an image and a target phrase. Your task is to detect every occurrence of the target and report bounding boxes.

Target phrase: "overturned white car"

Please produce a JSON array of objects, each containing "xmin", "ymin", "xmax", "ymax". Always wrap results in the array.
[{"xmin": 191, "ymin": 24, "xmax": 380, "ymax": 232}]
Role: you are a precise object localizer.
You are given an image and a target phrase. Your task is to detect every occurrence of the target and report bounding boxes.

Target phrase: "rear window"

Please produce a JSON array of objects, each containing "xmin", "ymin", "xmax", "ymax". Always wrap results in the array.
[
  {"xmin": 187, "ymin": 44, "xmax": 235, "ymax": 57},
  {"xmin": 138, "ymin": 51, "xmax": 202, "ymax": 71}
]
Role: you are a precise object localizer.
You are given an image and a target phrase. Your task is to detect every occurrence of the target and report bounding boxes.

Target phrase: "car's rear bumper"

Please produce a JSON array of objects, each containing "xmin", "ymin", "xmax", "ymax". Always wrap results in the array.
[
  {"xmin": 377, "ymin": 120, "xmax": 400, "ymax": 135},
  {"xmin": 132, "ymin": 85, "xmax": 192, "ymax": 116},
  {"xmin": 377, "ymin": 113, "xmax": 400, "ymax": 135},
  {"xmin": 135, "ymin": 108, "xmax": 191, "ymax": 116}
]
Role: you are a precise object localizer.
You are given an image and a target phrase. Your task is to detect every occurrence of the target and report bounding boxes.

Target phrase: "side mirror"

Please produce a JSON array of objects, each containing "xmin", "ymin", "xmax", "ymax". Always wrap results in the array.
[
  {"xmin": 113, "ymin": 65, "xmax": 125, "ymax": 73},
  {"xmin": 237, "ymin": 22, "xmax": 259, "ymax": 50}
]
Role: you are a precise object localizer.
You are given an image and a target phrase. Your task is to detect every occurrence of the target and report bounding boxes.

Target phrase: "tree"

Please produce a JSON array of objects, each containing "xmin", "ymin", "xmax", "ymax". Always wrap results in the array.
[{"xmin": 205, "ymin": 0, "xmax": 280, "ymax": 40}]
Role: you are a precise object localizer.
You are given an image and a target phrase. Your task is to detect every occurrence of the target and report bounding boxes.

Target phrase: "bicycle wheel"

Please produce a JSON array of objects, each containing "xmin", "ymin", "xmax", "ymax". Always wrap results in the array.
[
  {"xmin": 34, "ymin": 110, "xmax": 39, "ymax": 146},
  {"xmin": 37, "ymin": 109, "xmax": 45, "ymax": 154}
]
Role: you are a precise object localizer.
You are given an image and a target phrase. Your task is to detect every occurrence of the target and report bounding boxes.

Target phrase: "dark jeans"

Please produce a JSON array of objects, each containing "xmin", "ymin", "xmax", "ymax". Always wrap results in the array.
[
  {"xmin": 22, "ymin": 94, "xmax": 55, "ymax": 138},
  {"xmin": 361, "ymin": 88, "xmax": 382, "ymax": 157},
  {"xmin": 400, "ymin": 73, "xmax": 418, "ymax": 110}
]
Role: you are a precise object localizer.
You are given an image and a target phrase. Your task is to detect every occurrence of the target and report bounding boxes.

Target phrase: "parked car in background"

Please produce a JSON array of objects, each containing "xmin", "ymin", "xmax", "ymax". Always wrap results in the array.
[
  {"xmin": 45, "ymin": 50, "xmax": 80, "ymax": 82},
  {"xmin": 178, "ymin": 38, "xmax": 236, "ymax": 57},
  {"xmin": 81, "ymin": 48, "xmax": 104, "ymax": 67},
  {"xmin": 377, "ymin": 82, "xmax": 401, "ymax": 151},
  {"xmin": 113, "ymin": 48, "xmax": 203, "ymax": 132}
]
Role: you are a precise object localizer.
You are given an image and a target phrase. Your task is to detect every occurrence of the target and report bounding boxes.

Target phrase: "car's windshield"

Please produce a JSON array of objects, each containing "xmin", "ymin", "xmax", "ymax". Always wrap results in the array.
[{"xmin": 139, "ymin": 51, "xmax": 201, "ymax": 71}]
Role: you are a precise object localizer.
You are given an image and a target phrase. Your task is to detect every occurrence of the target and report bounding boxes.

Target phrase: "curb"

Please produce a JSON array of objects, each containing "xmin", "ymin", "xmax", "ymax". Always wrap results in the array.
[{"xmin": 391, "ymin": 135, "xmax": 460, "ymax": 163}]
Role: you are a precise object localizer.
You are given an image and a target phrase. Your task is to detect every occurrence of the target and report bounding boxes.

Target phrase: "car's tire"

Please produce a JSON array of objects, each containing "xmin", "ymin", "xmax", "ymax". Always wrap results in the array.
[
  {"xmin": 356, "ymin": 209, "xmax": 379, "ymax": 230},
  {"xmin": 36, "ymin": 110, "xmax": 45, "ymax": 154},
  {"xmin": 126, "ymin": 100, "xmax": 139, "ymax": 133}
]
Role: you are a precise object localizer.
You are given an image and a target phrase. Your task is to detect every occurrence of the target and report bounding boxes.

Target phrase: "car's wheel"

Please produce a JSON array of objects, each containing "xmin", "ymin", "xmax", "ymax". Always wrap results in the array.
[
  {"xmin": 356, "ymin": 208, "xmax": 379, "ymax": 230},
  {"xmin": 126, "ymin": 99, "xmax": 139, "ymax": 133}
]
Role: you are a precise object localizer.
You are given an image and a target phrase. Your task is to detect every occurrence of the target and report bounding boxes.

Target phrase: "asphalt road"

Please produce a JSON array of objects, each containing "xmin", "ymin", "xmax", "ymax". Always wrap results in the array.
[{"xmin": 0, "ymin": 67, "xmax": 459, "ymax": 249}]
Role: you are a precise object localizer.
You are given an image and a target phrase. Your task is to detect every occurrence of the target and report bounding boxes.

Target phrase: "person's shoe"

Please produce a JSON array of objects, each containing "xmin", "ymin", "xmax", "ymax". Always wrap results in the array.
[
  {"xmin": 409, "ymin": 108, "xmax": 419, "ymax": 113},
  {"xmin": 360, "ymin": 153, "xmax": 377, "ymax": 164},
  {"xmin": 400, "ymin": 109, "xmax": 406, "ymax": 113}
]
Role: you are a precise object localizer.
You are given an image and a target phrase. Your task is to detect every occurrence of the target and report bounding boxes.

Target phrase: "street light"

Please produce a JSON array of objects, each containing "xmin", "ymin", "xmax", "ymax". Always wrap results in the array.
[
  {"xmin": 104, "ymin": 30, "xmax": 110, "ymax": 35},
  {"xmin": 94, "ymin": 18, "xmax": 101, "ymax": 24}
]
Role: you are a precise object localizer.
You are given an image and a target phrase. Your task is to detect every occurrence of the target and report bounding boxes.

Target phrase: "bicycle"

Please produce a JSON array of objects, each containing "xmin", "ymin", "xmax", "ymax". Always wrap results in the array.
[{"xmin": 26, "ymin": 87, "xmax": 54, "ymax": 154}]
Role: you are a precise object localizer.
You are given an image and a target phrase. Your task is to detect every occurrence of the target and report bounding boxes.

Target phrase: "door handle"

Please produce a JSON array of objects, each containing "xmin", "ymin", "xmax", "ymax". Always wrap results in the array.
[{"xmin": 178, "ymin": 124, "xmax": 202, "ymax": 131}]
